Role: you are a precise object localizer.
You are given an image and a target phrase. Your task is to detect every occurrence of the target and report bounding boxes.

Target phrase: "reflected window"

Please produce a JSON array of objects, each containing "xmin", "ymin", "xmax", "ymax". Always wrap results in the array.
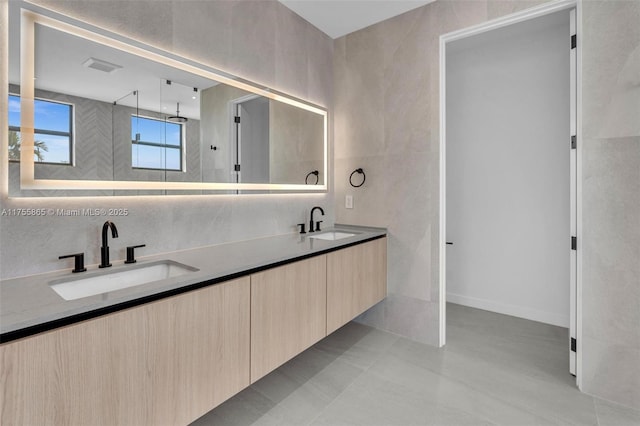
[
  {"xmin": 8, "ymin": 94, "xmax": 73, "ymax": 164},
  {"xmin": 131, "ymin": 115, "xmax": 183, "ymax": 171}
]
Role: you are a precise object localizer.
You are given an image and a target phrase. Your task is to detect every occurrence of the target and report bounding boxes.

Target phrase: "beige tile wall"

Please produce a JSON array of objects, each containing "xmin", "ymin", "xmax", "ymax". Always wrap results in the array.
[
  {"xmin": 0, "ymin": 0, "xmax": 334, "ymax": 279},
  {"xmin": 334, "ymin": 0, "xmax": 639, "ymax": 411},
  {"xmin": 1, "ymin": 0, "xmax": 638, "ymax": 411},
  {"xmin": 581, "ymin": 0, "xmax": 640, "ymax": 410},
  {"xmin": 335, "ymin": 0, "xmax": 501, "ymax": 345}
]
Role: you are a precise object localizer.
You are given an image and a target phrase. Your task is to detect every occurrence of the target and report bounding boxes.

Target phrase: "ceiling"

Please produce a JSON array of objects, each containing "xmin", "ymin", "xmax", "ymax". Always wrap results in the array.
[{"xmin": 278, "ymin": 0, "xmax": 434, "ymax": 39}]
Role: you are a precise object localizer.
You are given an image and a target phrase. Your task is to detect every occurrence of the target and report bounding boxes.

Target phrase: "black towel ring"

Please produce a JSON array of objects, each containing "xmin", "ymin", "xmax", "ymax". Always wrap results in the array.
[
  {"xmin": 305, "ymin": 170, "xmax": 319, "ymax": 185},
  {"xmin": 349, "ymin": 168, "xmax": 366, "ymax": 188}
]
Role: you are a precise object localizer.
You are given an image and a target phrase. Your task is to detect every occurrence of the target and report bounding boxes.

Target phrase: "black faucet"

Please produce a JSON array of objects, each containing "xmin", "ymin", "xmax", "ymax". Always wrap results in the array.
[
  {"xmin": 309, "ymin": 206, "xmax": 325, "ymax": 233},
  {"xmin": 99, "ymin": 221, "xmax": 119, "ymax": 268}
]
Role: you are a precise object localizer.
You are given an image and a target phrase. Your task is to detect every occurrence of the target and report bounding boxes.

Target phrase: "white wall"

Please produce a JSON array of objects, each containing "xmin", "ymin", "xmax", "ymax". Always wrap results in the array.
[{"xmin": 446, "ymin": 11, "xmax": 571, "ymax": 327}]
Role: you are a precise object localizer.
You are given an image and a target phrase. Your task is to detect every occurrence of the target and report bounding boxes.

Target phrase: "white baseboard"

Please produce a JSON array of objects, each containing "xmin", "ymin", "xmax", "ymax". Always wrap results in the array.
[{"xmin": 446, "ymin": 293, "xmax": 569, "ymax": 328}]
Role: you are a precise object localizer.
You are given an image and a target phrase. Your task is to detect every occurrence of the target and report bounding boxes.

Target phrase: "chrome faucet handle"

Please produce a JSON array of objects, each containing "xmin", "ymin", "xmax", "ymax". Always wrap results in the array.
[
  {"xmin": 125, "ymin": 244, "xmax": 146, "ymax": 264},
  {"xmin": 59, "ymin": 253, "xmax": 87, "ymax": 273}
]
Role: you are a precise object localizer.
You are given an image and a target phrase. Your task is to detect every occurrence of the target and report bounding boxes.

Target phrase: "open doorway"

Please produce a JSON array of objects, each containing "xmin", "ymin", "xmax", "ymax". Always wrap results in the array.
[{"xmin": 440, "ymin": 2, "xmax": 579, "ymax": 382}]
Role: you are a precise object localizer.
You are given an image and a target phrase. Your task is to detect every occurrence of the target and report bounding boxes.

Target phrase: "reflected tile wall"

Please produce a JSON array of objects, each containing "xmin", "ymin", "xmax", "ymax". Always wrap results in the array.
[{"xmin": 0, "ymin": 0, "xmax": 334, "ymax": 279}]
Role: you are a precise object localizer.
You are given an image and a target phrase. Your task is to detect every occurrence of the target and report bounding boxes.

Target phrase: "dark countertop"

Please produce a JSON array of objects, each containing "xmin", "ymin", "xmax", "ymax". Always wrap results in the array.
[{"xmin": 0, "ymin": 225, "xmax": 386, "ymax": 343}]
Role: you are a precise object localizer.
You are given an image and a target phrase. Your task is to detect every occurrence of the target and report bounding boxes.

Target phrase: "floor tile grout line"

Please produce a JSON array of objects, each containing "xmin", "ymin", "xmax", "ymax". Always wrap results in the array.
[
  {"xmin": 247, "ymin": 336, "xmax": 390, "ymax": 425},
  {"xmin": 304, "ymin": 366, "xmax": 366, "ymax": 426},
  {"xmin": 418, "ymin": 358, "xmax": 582, "ymax": 425},
  {"xmin": 363, "ymin": 350, "xmax": 553, "ymax": 426},
  {"xmin": 306, "ymin": 332, "xmax": 403, "ymax": 425},
  {"xmin": 315, "ymin": 324, "xmax": 559, "ymax": 425},
  {"xmin": 200, "ymin": 312, "xmax": 635, "ymax": 426},
  {"xmin": 311, "ymin": 331, "xmax": 531, "ymax": 426},
  {"xmin": 593, "ymin": 395, "xmax": 602, "ymax": 426},
  {"xmin": 593, "ymin": 394, "xmax": 640, "ymax": 417},
  {"xmin": 247, "ymin": 345, "xmax": 347, "ymax": 407},
  {"xmin": 371, "ymin": 336, "xmax": 587, "ymax": 425}
]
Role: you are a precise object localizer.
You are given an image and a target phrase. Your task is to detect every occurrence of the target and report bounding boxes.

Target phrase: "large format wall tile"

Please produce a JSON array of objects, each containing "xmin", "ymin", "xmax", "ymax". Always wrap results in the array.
[
  {"xmin": 229, "ymin": 0, "xmax": 277, "ymax": 89},
  {"xmin": 582, "ymin": 135, "xmax": 640, "ymax": 409},
  {"xmin": 306, "ymin": 22, "xmax": 334, "ymax": 108},
  {"xmin": 3, "ymin": 0, "xmax": 639, "ymax": 412},
  {"xmin": 334, "ymin": 1, "xmax": 489, "ymax": 345},
  {"xmin": 487, "ymin": 0, "xmax": 551, "ymax": 20},
  {"xmin": 581, "ymin": 0, "xmax": 640, "ymax": 410},
  {"xmin": 275, "ymin": 5, "xmax": 309, "ymax": 101},
  {"xmin": 34, "ymin": 0, "xmax": 175, "ymax": 52},
  {"xmin": 0, "ymin": 0, "xmax": 333, "ymax": 278},
  {"xmin": 171, "ymin": 0, "xmax": 233, "ymax": 72},
  {"xmin": 582, "ymin": 0, "xmax": 640, "ymax": 139},
  {"xmin": 335, "ymin": 2, "xmax": 640, "ymax": 413},
  {"xmin": 357, "ymin": 294, "xmax": 440, "ymax": 345}
]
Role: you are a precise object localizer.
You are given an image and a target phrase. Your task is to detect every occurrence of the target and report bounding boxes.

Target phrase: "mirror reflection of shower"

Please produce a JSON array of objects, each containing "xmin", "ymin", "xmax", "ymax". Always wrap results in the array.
[
  {"xmin": 168, "ymin": 102, "xmax": 187, "ymax": 123},
  {"xmin": 10, "ymin": 11, "xmax": 327, "ymax": 193},
  {"xmin": 113, "ymin": 89, "xmax": 140, "ymax": 141},
  {"xmin": 112, "ymin": 85, "xmax": 195, "ymax": 173},
  {"xmin": 163, "ymin": 80, "xmax": 199, "ymax": 122}
]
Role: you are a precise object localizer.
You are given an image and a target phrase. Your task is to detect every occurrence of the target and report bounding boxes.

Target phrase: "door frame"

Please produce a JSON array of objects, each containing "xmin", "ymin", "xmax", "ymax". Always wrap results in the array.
[
  {"xmin": 438, "ymin": 0, "xmax": 582, "ymax": 387},
  {"xmin": 228, "ymin": 93, "xmax": 262, "ymax": 184}
]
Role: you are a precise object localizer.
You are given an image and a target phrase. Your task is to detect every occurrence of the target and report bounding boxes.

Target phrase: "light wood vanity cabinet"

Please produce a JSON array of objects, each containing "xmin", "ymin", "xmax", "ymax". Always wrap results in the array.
[
  {"xmin": 0, "ymin": 277, "xmax": 251, "ymax": 426},
  {"xmin": 0, "ymin": 236, "xmax": 386, "ymax": 426},
  {"xmin": 250, "ymin": 255, "xmax": 327, "ymax": 383},
  {"xmin": 250, "ymin": 237, "xmax": 387, "ymax": 380},
  {"xmin": 327, "ymin": 237, "xmax": 387, "ymax": 334}
]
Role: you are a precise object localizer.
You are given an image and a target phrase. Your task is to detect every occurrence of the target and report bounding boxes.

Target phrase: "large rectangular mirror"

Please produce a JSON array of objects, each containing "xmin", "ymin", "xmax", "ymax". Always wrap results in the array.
[{"xmin": 7, "ymin": 3, "xmax": 327, "ymax": 195}]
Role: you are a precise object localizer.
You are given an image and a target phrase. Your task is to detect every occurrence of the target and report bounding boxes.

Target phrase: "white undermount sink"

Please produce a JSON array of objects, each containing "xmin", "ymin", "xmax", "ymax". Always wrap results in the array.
[
  {"xmin": 308, "ymin": 231, "xmax": 357, "ymax": 241},
  {"xmin": 49, "ymin": 260, "xmax": 199, "ymax": 301}
]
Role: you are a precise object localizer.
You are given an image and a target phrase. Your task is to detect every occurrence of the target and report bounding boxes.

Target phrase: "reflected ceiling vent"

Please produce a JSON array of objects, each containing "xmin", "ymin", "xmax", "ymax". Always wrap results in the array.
[{"xmin": 82, "ymin": 57, "xmax": 123, "ymax": 73}]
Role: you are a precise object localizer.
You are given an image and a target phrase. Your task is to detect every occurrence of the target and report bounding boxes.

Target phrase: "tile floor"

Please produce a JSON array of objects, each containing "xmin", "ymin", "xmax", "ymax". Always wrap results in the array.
[{"xmin": 191, "ymin": 303, "xmax": 640, "ymax": 425}]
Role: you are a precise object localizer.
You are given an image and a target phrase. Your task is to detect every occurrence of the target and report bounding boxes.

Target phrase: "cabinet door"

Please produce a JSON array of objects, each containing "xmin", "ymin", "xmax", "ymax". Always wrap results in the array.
[
  {"xmin": 250, "ymin": 256, "xmax": 326, "ymax": 383},
  {"xmin": 0, "ymin": 277, "xmax": 250, "ymax": 426},
  {"xmin": 327, "ymin": 237, "xmax": 387, "ymax": 334}
]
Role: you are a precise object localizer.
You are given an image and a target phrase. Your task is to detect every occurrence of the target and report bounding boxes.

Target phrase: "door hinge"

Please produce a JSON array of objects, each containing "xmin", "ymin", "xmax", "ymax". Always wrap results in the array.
[
  {"xmin": 571, "ymin": 236, "xmax": 577, "ymax": 250},
  {"xmin": 571, "ymin": 34, "xmax": 576, "ymax": 49},
  {"xmin": 571, "ymin": 135, "xmax": 577, "ymax": 149},
  {"xmin": 571, "ymin": 337, "xmax": 577, "ymax": 352},
  {"xmin": 234, "ymin": 116, "xmax": 241, "ymax": 124},
  {"xmin": 234, "ymin": 164, "xmax": 241, "ymax": 172}
]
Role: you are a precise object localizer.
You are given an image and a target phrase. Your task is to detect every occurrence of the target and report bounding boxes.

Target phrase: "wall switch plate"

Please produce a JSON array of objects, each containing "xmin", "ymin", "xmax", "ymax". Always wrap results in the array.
[{"xmin": 345, "ymin": 195, "xmax": 353, "ymax": 209}]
